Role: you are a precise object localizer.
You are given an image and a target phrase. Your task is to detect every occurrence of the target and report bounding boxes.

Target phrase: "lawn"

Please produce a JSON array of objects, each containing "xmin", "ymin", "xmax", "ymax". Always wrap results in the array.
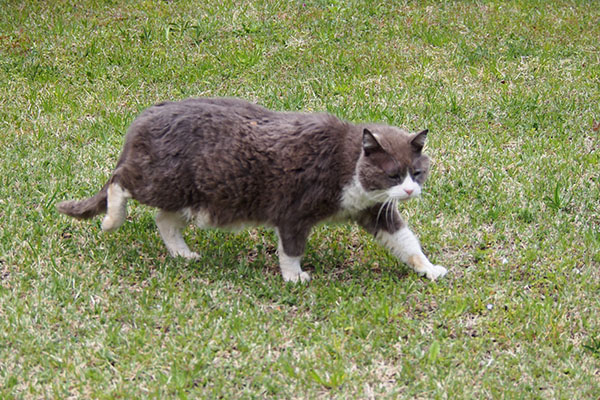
[{"xmin": 1, "ymin": 0, "xmax": 599, "ymax": 398}]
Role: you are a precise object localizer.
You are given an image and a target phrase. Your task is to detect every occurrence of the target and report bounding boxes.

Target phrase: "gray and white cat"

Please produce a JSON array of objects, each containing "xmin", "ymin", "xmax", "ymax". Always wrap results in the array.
[{"xmin": 57, "ymin": 98, "xmax": 447, "ymax": 282}]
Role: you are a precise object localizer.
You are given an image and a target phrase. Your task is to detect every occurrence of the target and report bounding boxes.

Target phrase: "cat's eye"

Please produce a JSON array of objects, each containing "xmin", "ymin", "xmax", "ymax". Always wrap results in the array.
[
  {"xmin": 388, "ymin": 173, "xmax": 401, "ymax": 180},
  {"xmin": 413, "ymin": 170, "xmax": 422, "ymax": 177}
]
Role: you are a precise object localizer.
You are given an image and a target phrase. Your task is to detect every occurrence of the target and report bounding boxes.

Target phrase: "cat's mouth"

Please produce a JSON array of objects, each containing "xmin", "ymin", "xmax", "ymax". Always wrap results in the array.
[
  {"xmin": 387, "ymin": 187, "xmax": 421, "ymax": 201},
  {"xmin": 385, "ymin": 175, "xmax": 422, "ymax": 201}
]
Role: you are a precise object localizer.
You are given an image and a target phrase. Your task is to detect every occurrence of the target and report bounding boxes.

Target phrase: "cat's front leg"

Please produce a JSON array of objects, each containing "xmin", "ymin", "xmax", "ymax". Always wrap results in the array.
[
  {"xmin": 376, "ymin": 227, "xmax": 447, "ymax": 281},
  {"xmin": 276, "ymin": 227, "xmax": 310, "ymax": 283},
  {"xmin": 356, "ymin": 205, "xmax": 446, "ymax": 281}
]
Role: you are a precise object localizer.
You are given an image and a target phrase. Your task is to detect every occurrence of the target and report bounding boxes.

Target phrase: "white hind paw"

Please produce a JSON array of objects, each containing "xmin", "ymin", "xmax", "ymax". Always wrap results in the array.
[{"xmin": 101, "ymin": 216, "xmax": 119, "ymax": 232}]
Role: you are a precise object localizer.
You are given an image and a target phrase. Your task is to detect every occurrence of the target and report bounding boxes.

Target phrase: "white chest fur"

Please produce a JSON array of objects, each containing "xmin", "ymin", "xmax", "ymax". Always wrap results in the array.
[{"xmin": 339, "ymin": 174, "xmax": 384, "ymax": 215}]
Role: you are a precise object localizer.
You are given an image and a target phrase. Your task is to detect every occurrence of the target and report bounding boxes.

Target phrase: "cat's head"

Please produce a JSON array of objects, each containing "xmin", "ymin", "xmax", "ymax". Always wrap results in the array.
[{"xmin": 357, "ymin": 125, "xmax": 430, "ymax": 201}]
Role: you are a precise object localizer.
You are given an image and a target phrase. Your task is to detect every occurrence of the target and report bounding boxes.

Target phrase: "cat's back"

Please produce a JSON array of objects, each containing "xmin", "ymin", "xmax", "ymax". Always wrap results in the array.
[
  {"xmin": 131, "ymin": 97, "xmax": 274, "ymax": 136},
  {"xmin": 127, "ymin": 97, "xmax": 352, "ymax": 152}
]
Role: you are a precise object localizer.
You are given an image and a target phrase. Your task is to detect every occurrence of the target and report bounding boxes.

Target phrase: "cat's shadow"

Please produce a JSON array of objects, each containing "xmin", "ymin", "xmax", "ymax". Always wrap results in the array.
[
  {"xmin": 183, "ymin": 227, "xmax": 409, "ymax": 284},
  {"xmin": 96, "ymin": 214, "xmax": 411, "ymax": 287}
]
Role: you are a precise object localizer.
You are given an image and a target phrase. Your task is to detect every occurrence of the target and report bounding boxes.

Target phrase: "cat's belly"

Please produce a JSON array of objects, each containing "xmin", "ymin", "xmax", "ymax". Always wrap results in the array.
[
  {"xmin": 325, "ymin": 209, "xmax": 355, "ymax": 224},
  {"xmin": 181, "ymin": 207, "xmax": 272, "ymax": 232}
]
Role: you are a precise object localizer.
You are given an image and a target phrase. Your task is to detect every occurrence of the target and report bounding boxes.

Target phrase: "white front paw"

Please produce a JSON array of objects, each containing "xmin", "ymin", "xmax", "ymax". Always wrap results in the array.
[
  {"xmin": 183, "ymin": 251, "xmax": 200, "ymax": 260},
  {"xmin": 424, "ymin": 265, "xmax": 447, "ymax": 281},
  {"xmin": 282, "ymin": 271, "xmax": 311, "ymax": 283},
  {"xmin": 171, "ymin": 249, "xmax": 200, "ymax": 259}
]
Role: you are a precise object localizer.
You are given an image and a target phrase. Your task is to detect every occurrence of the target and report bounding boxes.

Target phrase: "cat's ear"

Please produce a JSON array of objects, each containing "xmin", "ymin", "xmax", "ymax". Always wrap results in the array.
[
  {"xmin": 363, "ymin": 128, "xmax": 384, "ymax": 156},
  {"xmin": 411, "ymin": 129, "xmax": 428, "ymax": 153}
]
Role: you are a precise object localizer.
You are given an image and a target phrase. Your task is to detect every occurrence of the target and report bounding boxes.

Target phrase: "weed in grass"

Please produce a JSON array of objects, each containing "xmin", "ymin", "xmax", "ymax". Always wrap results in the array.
[
  {"xmin": 544, "ymin": 182, "xmax": 573, "ymax": 213},
  {"xmin": 583, "ymin": 336, "xmax": 600, "ymax": 358}
]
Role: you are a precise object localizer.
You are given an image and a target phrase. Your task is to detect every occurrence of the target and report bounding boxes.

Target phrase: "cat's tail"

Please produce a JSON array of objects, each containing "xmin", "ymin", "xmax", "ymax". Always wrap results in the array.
[
  {"xmin": 57, "ymin": 181, "xmax": 131, "ymax": 232},
  {"xmin": 56, "ymin": 183, "xmax": 109, "ymax": 220}
]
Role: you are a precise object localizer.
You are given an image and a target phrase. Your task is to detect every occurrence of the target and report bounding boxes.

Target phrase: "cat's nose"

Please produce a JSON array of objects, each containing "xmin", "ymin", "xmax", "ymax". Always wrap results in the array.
[{"xmin": 404, "ymin": 189, "xmax": 413, "ymax": 195}]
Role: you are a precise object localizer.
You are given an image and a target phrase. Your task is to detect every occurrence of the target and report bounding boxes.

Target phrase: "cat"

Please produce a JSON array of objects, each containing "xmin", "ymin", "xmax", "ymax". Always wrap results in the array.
[{"xmin": 57, "ymin": 97, "xmax": 447, "ymax": 283}]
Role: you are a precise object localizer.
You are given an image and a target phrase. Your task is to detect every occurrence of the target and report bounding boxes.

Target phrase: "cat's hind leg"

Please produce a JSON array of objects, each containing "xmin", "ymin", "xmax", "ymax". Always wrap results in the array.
[
  {"xmin": 101, "ymin": 183, "xmax": 131, "ymax": 232},
  {"xmin": 156, "ymin": 209, "xmax": 199, "ymax": 259},
  {"xmin": 276, "ymin": 228, "xmax": 311, "ymax": 283}
]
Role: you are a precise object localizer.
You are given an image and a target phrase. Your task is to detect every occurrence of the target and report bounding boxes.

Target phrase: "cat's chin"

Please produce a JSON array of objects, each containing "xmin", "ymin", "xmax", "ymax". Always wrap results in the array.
[
  {"xmin": 387, "ymin": 193, "xmax": 417, "ymax": 202},
  {"xmin": 396, "ymin": 194, "xmax": 418, "ymax": 201}
]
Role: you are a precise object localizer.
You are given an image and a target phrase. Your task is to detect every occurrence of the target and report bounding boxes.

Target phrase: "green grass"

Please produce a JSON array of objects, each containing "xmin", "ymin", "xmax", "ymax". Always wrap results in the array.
[{"xmin": 1, "ymin": 0, "xmax": 599, "ymax": 398}]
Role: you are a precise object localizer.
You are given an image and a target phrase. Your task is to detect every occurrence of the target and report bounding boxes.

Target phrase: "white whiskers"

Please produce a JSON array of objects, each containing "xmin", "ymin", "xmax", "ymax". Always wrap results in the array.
[{"xmin": 375, "ymin": 197, "xmax": 399, "ymax": 231}]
